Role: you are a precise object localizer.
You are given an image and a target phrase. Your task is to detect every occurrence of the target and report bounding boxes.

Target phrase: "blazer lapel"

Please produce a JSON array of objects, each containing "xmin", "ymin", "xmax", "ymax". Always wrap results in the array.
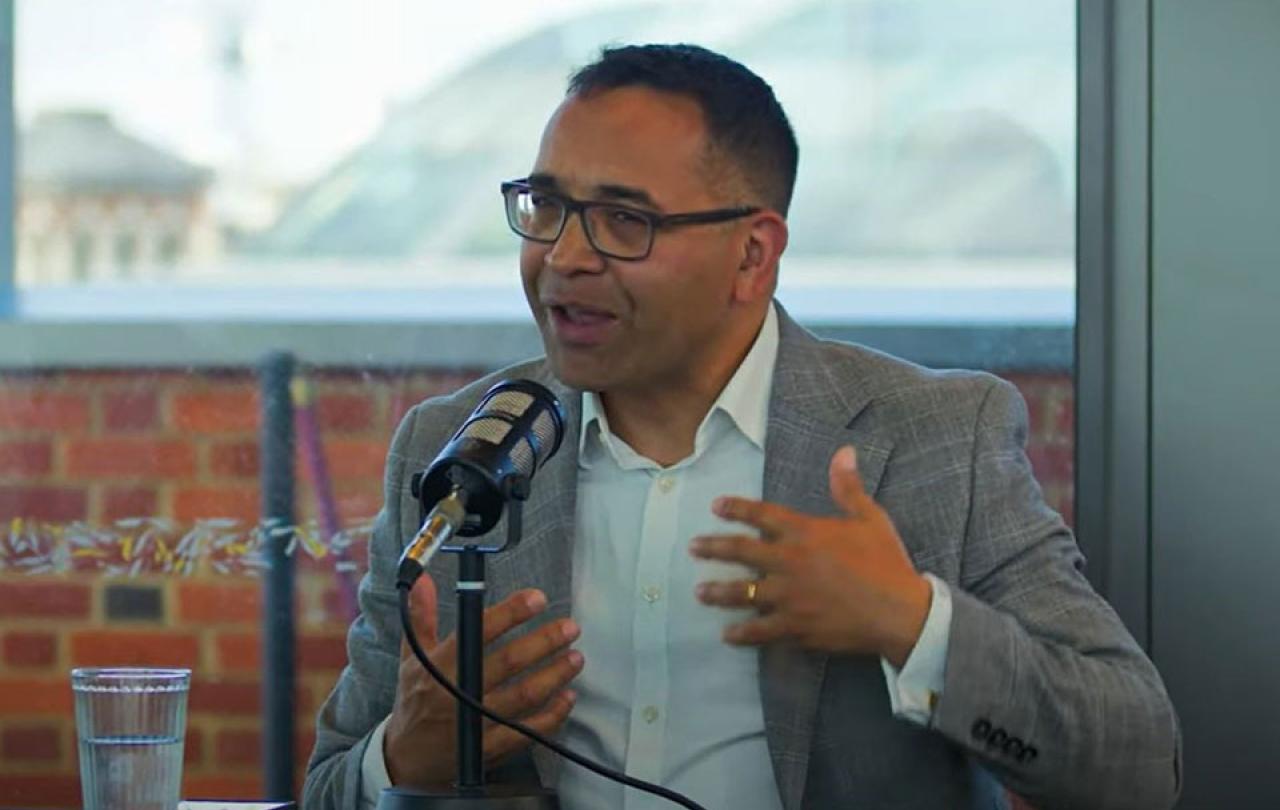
[
  {"xmin": 760, "ymin": 306, "xmax": 893, "ymax": 810},
  {"xmin": 482, "ymin": 365, "xmax": 581, "ymax": 787}
]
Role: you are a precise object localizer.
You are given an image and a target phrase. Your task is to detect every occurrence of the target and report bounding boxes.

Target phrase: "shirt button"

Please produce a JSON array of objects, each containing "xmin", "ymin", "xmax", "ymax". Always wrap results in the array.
[
  {"xmin": 642, "ymin": 705, "xmax": 660, "ymax": 724},
  {"xmin": 656, "ymin": 476, "xmax": 675, "ymax": 494},
  {"xmin": 642, "ymin": 586, "xmax": 662, "ymax": 603}
]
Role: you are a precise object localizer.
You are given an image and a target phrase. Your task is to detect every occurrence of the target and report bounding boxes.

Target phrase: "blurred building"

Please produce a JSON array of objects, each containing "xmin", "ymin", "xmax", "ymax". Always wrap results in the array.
[
  {"xmin": 248, "ymin": 0, "xmax": 1074, "ymax": 264},
  {"xmin": 16, "ymin": 110, "xmax": 221, "ymax": 284}
]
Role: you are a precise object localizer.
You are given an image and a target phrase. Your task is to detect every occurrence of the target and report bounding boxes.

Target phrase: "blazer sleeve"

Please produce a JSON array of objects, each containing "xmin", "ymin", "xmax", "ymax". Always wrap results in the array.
[
  {"xmin": 302, "ymin": 403, "xmax": 423, "ymax": 810},
  {"xmin": 930, "ymin": 378, "xmax": 1182, "ymax": 810}
]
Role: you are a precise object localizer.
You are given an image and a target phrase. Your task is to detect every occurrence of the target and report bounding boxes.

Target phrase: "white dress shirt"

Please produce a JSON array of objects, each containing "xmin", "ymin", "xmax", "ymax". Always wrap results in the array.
[{"xmin": 360, "ymin": 303, "xmax": 953, "ymax": 808}]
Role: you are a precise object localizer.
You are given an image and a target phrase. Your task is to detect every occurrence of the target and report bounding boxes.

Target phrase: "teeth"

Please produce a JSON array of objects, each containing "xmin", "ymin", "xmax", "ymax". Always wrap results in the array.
[{"xmin": 562, "ymin": 306, "xmax": 609, "ymax": 324}]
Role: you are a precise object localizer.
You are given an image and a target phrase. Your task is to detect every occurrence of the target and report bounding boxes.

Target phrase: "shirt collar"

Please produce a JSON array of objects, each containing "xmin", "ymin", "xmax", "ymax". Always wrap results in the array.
[{"xmin": 578, "ymin": 301, "xmax": 779, "ymax": 467}]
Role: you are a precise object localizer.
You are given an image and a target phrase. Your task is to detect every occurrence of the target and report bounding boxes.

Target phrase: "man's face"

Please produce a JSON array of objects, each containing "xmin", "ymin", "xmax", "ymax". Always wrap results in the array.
[{"xmin": 519, "ymin": 87, "xmax": 754, "ymax": 395}]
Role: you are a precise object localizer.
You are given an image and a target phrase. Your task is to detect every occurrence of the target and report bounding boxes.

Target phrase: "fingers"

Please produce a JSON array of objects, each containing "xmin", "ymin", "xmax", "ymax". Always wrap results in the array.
[
  {"xmin": 828, "ymin": 445, "xmax": 874, "ymax": 518},
  {"xmin": 486, "ymin": 647, "xmax": 584, "ymax": 717},
  {"xmin": 482, "ymin": 589, "xmax": 550, "ymax": 645},
  {"xmin": 723, "ymin": 614, "xmax": 789, "ymax": 646},
  {"xmin": 407, "ymin": 588, "xmax": 549, "ymax": 672},
  {"xmin": 484, "ymin": 616, "xmax": 580, "ymax": 690},
  {"xmin": 386, "ymin": 585, "xmax": 576, "ymax": 787},
  {"xmin": 483, "ymin": 689, "xmax": 577, "ymax": 763},
  {"xmin": 400, "ymin": 573, "xmax": 440, "ymax": 661},
  {"xmin": 399, "ymin": 589, "xmax": 551, "ymax": 692},
  {"xmin": 712, "ymin": 496, "xmax": 799, "ymax": 538},
  {"xmin": 696, "ymin": 577, "xmax": 775, "ymax": 610},
  {"xmin": 689, "ymin": 533, "xmax": 784, "ymax": 572}
]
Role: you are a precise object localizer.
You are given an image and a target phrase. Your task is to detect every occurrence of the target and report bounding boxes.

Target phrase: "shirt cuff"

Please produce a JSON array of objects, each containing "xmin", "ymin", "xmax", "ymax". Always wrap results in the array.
[
  {"xmin": 880, "ymin": 573, "xmax": 952, "ymax": 726},
  {"xmin": 360, "ymin": 715, "xmax": 394, "ymax": 808}
]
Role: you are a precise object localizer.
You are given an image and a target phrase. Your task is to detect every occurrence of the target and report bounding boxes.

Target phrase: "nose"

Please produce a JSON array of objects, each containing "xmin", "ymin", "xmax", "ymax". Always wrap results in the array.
[{"xmin": 544, "ymin": 210, "xmax": 606, "ymax": 275}]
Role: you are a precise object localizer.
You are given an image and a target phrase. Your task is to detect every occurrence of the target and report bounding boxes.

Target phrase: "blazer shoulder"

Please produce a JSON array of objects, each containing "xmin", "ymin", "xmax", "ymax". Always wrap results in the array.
[
  {"xmin": 798, "ymin": 338, "xmax": 1027, "ymax": 457},
  {"xmin": 817, "ymin": 337, "xmax": 1005, "ymax": 408}
]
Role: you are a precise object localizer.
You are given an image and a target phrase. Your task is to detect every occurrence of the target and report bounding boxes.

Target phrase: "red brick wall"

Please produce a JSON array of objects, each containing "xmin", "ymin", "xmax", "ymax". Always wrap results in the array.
[{"xmin": 0, "ymin": 366, "xmax": 1072, "ymax": 806}]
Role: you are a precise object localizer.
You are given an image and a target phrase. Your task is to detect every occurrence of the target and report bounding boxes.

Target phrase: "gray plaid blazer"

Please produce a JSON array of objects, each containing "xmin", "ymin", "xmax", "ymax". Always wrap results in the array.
[{"xmin": 305, "ymin": 306, "xmax": 1181, "ymax": 810}]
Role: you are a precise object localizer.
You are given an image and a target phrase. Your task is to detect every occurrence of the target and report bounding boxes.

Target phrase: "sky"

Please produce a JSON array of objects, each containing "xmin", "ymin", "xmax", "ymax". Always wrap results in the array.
[
  {"xmin": 15, "ymin": 0, "xmax": 646, "ymax": 182},
  {"xmin": 15, "ymin": 0, "xmax": 1073, "ymax": 191}
]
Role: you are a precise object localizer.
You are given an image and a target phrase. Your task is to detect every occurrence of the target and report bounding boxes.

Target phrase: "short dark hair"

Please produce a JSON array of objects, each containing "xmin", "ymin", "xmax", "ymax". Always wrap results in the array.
[{"xmin": 567, "ymin": 43, "xmax": 799, "ymax": 216}]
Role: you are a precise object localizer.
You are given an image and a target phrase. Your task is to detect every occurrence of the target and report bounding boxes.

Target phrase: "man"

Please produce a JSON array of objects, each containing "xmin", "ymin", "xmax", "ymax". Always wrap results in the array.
[{"xmin": 306, "ymin": 44, "xmax": 1180, "ymax": 809}]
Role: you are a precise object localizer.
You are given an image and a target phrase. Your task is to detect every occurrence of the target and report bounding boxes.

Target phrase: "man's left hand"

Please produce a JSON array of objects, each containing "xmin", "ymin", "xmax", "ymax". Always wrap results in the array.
[{"xmin": 691, "ymin": 445, "xmax": 930, "ymax": 667}]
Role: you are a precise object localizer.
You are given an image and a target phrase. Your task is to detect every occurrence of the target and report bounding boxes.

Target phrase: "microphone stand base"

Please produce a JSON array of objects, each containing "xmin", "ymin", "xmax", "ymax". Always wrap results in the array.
[{"xmin": 376, "ymin": 785, "xmax": 561, "ymax": 810}]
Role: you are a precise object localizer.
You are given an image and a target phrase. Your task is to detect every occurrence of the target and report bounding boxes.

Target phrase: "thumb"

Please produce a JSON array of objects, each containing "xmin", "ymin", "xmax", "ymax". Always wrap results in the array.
[
  {"xmin": 828, "ymin": 445, "xmax": 873, "ymax": 517},
  {"xmin": 401, "ymin": 572, "xmax": 440, "ymax": 659}
]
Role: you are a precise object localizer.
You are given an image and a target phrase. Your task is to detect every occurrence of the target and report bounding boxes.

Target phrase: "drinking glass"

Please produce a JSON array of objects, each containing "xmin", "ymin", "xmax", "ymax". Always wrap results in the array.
[{"xmin": 72, "ymin": 667, "xmax": 191, "ymax": 810}]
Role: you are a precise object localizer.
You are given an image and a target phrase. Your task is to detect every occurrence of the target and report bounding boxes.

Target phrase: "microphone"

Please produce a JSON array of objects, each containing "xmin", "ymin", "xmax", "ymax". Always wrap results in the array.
[
  {"xmin": 383, "ymin": 378, "xmax": 708, "ymax": 810},
  {"xmin": 396, "ymin": 379, "xmax": 566, "ymax": 587}
]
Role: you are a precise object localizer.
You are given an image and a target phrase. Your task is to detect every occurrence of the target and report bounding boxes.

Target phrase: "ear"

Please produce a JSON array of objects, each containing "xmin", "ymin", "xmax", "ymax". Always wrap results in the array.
[{"xmin": 733, "ymin": 212, "xmax": 788, "ymax": 304}]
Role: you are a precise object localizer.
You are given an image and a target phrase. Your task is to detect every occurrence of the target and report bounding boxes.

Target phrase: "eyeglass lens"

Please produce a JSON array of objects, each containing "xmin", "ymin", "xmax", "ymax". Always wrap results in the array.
[{"xmin": 508, "ymin": 188, "xmax": 652, "ymax": 258}]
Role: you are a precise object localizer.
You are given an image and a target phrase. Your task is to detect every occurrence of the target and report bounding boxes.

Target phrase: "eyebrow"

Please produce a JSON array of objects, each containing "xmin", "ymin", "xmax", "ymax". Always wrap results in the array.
[
  {"xmin": 595, "ymin": 184, "xmax": 659, "ymax": 209},
  {"xmin": 525, "ymin": 173, "xmax": 660, "ymax": 210},
  {"xmin": 525, "ymin": 173, "xmax": 560, "ymax": 191}
]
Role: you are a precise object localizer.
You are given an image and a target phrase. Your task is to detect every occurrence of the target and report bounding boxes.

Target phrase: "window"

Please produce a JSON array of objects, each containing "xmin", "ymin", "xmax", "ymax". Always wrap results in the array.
[
  {"xmin": 0, "ymin": 2, "xmax": 1076, "ymax": 806},
  {"xmin": 9, "ymin": 0, "xmax": 1073, "ymax": 327}
]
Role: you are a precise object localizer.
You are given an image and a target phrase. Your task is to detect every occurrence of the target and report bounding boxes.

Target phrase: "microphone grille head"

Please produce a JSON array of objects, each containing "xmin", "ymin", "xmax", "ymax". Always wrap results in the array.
[
  {"xmin": 418, "ymin": 379, "xmax": 566, "ymax": 540},
  {"xmin": 484, "ymin": 389, "xmax": 534, "ymax": 419},
  {"xmin": 502, "ymin": 409, "xmax": 558, "ymax": 478},
  {"xmin": 529, "ymin": 409, "xmax": 559, "ymax": 464},
  {"xmin": 455, "ymin": 381, "xmax": 564, "ymax": 480},
  {"xmin": 508, "ymin": 437, "xmax": 536, "ymax": 479},
  {"xmin": 456, "ymin": 389, "xmax": 531, "ymax": 449},
  {"xmin": 460, "ymin": 416, "xmax": 513, "ymax": 445}
]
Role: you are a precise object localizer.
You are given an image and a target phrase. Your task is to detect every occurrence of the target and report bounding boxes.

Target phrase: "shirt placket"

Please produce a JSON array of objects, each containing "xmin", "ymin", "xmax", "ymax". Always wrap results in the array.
[{"xmin": 623, "ymin": 468, "xmax": 679, "ymax": 809}]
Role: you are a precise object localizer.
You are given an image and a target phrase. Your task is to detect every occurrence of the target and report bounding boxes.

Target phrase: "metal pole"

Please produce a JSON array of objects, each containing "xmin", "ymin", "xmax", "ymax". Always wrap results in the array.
[
  {"xmin": 260, "ymin": 351, "xmax": 297, "ymax": 800},
  {"xmin": 456, "ymin": 548, "xmax": 486, "ymax": 789}
]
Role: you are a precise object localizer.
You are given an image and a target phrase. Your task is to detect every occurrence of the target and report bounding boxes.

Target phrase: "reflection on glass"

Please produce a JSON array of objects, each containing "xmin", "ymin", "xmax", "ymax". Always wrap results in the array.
[{"xmin": 15, "ymin": 0, "xmax": 1075, "ymax": 306}]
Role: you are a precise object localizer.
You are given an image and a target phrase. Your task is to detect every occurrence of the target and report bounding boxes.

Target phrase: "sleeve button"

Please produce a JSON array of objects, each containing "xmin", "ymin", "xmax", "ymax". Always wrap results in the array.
[{"xmin": 971, "ymin": 718, "xmax": 992, "ymax": 741}]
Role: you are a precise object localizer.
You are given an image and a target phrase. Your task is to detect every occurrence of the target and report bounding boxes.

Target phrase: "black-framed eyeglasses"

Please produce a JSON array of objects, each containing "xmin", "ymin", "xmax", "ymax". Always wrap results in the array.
[{"xmin": 501, "ymin": 179, "xmax": 760, "ymax": 261}]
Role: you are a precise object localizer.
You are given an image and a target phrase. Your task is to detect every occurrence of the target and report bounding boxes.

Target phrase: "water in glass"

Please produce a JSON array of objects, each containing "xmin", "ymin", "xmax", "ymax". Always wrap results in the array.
[{"xmin": 79, "ymin": 734, "xmax": 184, "ymax": 810}]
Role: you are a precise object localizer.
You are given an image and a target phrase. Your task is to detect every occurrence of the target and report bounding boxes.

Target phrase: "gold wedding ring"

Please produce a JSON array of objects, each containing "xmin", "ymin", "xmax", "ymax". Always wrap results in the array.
[{"xmin": 745, "ymin": 579, "xmax": 759, "ymax": 606}]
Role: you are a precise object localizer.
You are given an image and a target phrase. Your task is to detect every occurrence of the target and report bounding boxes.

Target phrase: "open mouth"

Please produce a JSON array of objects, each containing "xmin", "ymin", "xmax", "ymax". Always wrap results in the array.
[
  {"xmin": 548, "ymin": 304, "xmax": 618, "ymax": 345},
  {"xmin": 551, "ymin": 304, "xmax": 615, "ymax": 325}
]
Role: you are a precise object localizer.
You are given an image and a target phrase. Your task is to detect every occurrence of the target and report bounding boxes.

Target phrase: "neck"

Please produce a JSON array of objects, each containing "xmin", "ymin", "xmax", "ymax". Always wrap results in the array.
[{"xmin": 601, "ymin": 308, "xmax": 768, "ymax": 467}]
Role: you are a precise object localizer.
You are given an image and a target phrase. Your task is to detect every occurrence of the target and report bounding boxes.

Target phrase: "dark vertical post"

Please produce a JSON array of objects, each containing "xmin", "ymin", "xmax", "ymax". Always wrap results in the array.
[
  {"xmin": 1075, "ymin": 0, "xmax": 1153, "ymax": 643},
  {"xmin": 260, "ymin": 351, "xmax": 297, "ymax": 800},
  {"xmin": 456, "ymin": 549, "xmax": 485, "ymax": 788}
]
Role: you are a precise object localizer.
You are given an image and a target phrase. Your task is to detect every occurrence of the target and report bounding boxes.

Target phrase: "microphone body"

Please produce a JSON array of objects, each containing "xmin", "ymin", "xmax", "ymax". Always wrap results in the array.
[{"xmin": 396, "ymin": 379, "xmax": 566, "ymax": 585}]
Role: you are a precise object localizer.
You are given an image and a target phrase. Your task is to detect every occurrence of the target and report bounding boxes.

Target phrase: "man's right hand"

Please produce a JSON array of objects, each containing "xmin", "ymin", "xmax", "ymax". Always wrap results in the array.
[{"xmin": 383, "ymin": 575, "xmax": 583, "ymax": 788}]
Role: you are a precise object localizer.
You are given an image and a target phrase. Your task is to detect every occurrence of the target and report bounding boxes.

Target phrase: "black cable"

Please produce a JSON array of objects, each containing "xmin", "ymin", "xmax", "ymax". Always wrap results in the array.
[{"xmin": 397, "ymin": 583, "xmax": 709, "ymax": 810}]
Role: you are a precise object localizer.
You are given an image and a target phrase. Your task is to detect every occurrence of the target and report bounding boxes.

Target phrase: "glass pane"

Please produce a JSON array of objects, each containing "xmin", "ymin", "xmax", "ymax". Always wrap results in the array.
[
  {"xmin": 12, "ymin": 0, "xmax": 1072, "ymax": 324},
  {"xmin": 2, "ymin": 2, "xmax": 1075, "ymax": 807}
]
